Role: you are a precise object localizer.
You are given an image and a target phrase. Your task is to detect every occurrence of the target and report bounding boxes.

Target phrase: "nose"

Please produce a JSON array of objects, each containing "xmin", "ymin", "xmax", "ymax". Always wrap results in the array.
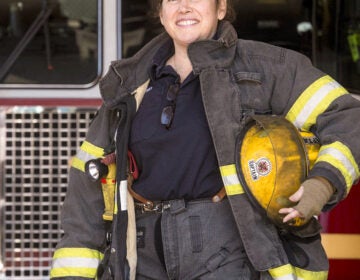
[{"xmin": 178, "ymin": 0, "xmax": 192, "ymax": 13}]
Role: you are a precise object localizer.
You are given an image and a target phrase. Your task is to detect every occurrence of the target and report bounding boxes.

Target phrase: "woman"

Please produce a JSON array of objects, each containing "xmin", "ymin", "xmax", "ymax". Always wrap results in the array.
[{"xmin": 50, "ymin": 0, "xmax": 360, "ymax": 279}]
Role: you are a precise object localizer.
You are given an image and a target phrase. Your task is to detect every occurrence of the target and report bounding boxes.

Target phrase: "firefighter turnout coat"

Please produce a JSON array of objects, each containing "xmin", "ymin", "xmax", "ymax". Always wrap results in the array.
[{"xmin": 50, "ymin": 21, "xmax": 360, "ymax": 280}]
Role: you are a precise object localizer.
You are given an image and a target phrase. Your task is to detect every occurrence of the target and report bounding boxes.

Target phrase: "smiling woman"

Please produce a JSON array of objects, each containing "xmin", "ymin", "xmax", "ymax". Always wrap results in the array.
[
  {"xmin": 1, "ymin": 1, "xmax": 359, "ymax": 279},
  {"xmin": 159, "ymin": 0, "xmax": 226, "ymax": 43},
  {"xmin": 158, "ymin": 0, "xmax": 227, "ymax": 81}
]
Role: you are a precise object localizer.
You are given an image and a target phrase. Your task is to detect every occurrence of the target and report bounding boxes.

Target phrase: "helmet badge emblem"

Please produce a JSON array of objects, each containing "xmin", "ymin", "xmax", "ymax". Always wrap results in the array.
[{"xmin": 248, "ymin": 157, "xmax": 272, "ymax": 181}]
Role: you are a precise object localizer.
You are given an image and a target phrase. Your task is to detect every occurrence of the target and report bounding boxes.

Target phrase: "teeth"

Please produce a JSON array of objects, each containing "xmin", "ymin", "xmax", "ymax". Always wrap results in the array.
[{"xmin": 177, "ymin": 20, "xmax": 197, "ymax": 26}]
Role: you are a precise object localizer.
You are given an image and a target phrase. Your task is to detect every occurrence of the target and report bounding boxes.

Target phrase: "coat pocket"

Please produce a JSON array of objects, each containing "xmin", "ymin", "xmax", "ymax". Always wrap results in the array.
[{"xmin": 233, "ymin": 71, "xmax": 271, "ymax": 113}]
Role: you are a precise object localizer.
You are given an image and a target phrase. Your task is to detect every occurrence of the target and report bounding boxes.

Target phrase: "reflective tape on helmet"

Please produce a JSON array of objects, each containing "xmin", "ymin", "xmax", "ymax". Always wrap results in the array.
[
  {"xmin": 286, "ymin": 75, "xmax": 348, "ymax": 131},
  {"xmin": 50, "ymin": 247, "xmax": 104, "ymax": 278},
  {"xmin": 317, "ymin": 142, "xmax": 360, "ymax": 192},
  {"xmin": 220, "ymin": 164, "xmax": 245, "ymax": 195},
  {"xmin": 71, "ymin": 141, "xmax": 105, "ymax": 172},
  {"xmin": 269, "ymin": 264, "xmax": 328, "ymax": 280}
]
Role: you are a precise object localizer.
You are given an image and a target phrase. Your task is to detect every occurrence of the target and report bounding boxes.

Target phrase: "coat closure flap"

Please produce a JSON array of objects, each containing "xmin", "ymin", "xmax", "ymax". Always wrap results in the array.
[{"xmin": 234, "ymin": 72, "xmax": 262, "ymax": 84}]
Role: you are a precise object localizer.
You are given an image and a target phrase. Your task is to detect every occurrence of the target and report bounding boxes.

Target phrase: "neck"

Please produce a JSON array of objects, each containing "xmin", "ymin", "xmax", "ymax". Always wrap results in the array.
[{"xmin": 168, "ymin": 45, "xmax": 193, "ymax": 83}]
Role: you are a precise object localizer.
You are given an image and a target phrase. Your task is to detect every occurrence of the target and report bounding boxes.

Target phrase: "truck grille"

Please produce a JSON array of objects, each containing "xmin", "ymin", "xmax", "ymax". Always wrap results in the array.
[{"xmin": 0, "ymin": 107, "xmax": 97, "ymax": 279}]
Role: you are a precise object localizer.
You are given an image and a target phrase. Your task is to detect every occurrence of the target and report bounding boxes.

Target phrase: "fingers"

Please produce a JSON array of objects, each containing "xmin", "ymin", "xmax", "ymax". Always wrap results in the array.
[
  {"xmin": 212, "ymin": 187, "xmax": 226, "ymax": 203},
  {"xmin": 279, "ymin": 207, "xmax": 302, "ymax": 223},
  {"xmin": 278, "ymin": 186, "xmax": 305, "ymax": 224}
]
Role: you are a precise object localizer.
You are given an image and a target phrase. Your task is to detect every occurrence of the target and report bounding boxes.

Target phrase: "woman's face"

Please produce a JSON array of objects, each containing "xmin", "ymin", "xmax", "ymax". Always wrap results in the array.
[{"xmin": 159, "ymin": 0, "xmax": 227, "ymax": 48}]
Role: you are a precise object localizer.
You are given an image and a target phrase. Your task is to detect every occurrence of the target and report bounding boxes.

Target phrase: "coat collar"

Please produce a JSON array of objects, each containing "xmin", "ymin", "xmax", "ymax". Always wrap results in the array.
[
  {"xmin": 188, "ymin": 20, "xmax": 238, "ymax": 74},
  {"xmin": 99, "ymin": 32, "xmax": 170, "ymax": 108},
  {"xmin": 100, "ymin": 21, "xmax": 238, "ymax": 108}
]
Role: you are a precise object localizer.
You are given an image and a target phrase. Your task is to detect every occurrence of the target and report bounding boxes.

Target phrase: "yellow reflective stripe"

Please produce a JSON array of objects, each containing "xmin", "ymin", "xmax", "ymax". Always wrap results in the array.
[
  {"xmin": 51, "ymin": 248, "xmax": 103, "ymax": 278},
  {"xmin": 317, "ymin": 142, "xmax": 360, "ymax": 192},
  {"xmin": 286, "ymin": 75, "xmax": 348, "ymax": 130},
  {"xmin": 71, "ymin": 141, "xmax": 105, "ymax": 172},
  {"xmin": 219, "ymin": 164, "xmax": 244, "ymax": 195},
  {"xmin": 269, "ymin": 264, "xmax": 295, "ymax": 280},
  {"xmin": 52, "ymin": 247, "xmax": 104, "ymax": 260},
  {"xmin": 293, "ymin": 267, "xmax": 328, "ymax": 280},
  {"xmin": 81, "ymin": 141, "xmax": 105, "ymax": 158},
  {"xmin": 114, "ymin": 182, "xmax": 119, "ymax": 214},
  {"xmin": 51, "ymin": 267, "xmax": 98, "ymax": 278},
  {"xmin": 269, "ymin": 264, "xmax": 328, "ymax": 280},
  {"xmin": 71, "ymin": 156, "xmax": 86, "ymax": 172}
]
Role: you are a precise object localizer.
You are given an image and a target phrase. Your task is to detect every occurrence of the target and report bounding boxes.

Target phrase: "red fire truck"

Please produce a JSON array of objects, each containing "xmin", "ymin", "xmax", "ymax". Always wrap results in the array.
[{"xmin": 0, "ymin": 0, "xmax": 359, "ymax": 279}]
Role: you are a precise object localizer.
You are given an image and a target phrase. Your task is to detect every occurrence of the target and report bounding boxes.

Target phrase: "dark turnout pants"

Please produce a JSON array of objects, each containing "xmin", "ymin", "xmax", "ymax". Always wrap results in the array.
[{"xmin": 135, "ymin": 198, "xmax": 267, "ymax": 280}]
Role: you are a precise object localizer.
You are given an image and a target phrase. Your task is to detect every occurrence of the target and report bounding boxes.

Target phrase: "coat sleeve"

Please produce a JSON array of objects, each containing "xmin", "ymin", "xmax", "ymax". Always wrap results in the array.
[
  {"xmin": 270, "ymin": 48, "xmax": 360, "ymax": 209},
  {"xmin": 50, "ymin": 105, "xmax": 119, "ymax": 279}
]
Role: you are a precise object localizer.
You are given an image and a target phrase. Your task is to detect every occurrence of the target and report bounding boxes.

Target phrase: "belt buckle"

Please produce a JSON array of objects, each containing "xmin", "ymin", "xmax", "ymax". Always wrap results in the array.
[{"xmin": 142, "ymin": 201, "xmax": 170, "ymax": 213}]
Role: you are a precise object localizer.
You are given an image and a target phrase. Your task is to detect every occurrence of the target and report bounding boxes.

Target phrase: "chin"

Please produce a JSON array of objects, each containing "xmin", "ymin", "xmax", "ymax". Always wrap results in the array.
[{"xmin": 175, "ymin": 36, "xmax": 202, "ymax": 46}]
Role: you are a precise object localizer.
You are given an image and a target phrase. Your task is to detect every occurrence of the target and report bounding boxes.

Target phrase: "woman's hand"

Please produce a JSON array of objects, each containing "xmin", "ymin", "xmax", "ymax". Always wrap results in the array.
[
  {"xmin": 279, "ymin": 177, "xmax": 335, "ymax": 225},
  {"xmin": 279, "ymin": 186, "xmax": 304, "ymax": 223}
]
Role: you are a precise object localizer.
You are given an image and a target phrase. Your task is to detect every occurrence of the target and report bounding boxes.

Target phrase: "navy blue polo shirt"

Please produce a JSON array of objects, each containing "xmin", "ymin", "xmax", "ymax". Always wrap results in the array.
[{"xmin": 129, "ymin": 43, "xmax": 223, "ymax": 201}]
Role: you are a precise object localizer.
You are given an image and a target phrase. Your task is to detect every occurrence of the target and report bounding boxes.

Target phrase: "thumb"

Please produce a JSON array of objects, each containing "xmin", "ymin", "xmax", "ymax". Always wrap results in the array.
[
  {"xmin": 289, "ymin": 185, "xmax": 304, "ymax": 203},
  {"xmin": 212, "ymin": 187, "xmax": 226, "ymax": 203}
]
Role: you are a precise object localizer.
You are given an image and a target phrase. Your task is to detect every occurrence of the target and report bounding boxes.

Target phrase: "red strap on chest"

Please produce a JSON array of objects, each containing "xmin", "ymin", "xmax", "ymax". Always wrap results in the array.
[{"xmin": 127, "ymin": 150, "xmax": 139, "ymax": 180}]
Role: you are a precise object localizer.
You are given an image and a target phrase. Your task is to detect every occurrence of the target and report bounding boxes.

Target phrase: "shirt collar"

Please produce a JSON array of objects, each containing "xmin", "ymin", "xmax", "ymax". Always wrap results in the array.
[
  {"xmin": 149, "ymin": 40, "xmax": 199, "ymax": 86},
  {"xmin": 150, "ymin": 39, "xmax": 175, "ymax": 81}
]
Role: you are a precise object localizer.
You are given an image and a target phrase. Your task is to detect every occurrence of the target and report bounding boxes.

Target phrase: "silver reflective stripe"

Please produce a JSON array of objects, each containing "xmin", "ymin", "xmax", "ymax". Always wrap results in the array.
[
  {"xmin": 294, "ymin": 81, "xmax": 340, "ymax": 128},
  {"xmin": 318, "ymin": 147, "xmax": 358, "ymax": 183},
  {"xmin": 77, "ymin": 148, "xmax": 97, "ymax": 163},
  {"xmin": 272, "ymin": 275, "xmax": 296, "ymax": 280},
  {"xmin": 120, "ymin": 179, "xmax": 128, "ymax": 211},
  {"xmin": 223, "ymin": 173, "xmax": 241, "ymax": 188}
]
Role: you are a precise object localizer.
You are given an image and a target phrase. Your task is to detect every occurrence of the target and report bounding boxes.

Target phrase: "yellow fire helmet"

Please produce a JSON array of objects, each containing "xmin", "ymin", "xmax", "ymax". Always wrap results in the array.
[{"xmin": 235, "ymin": 115, "xmax": 320, "ymax": 228}]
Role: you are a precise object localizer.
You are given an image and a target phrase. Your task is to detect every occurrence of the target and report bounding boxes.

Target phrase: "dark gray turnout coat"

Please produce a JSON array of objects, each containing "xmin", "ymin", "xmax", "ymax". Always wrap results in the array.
[{"xmin": 50, "ymin": 21, "xmax": 360, "ymax": 280}]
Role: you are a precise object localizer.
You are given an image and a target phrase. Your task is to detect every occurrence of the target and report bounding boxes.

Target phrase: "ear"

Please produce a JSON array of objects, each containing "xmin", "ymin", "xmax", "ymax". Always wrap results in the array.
[
  {"xmin": 217, "ymin": 0, "xmax": 227, "ymax": 20},
  {"xmin": 159, "ymin": 10, "xmax": 164, "ymax": 25}
]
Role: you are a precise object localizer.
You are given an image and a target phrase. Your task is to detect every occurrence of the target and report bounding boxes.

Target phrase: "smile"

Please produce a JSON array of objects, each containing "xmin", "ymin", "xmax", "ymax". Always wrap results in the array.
[{"xmin": 176, "ymin": 19, "xmax": 199, "ymax": 26}]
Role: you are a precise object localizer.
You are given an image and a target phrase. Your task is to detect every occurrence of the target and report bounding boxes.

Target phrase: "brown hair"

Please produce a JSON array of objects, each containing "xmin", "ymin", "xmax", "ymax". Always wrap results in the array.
[{"xmin": 148, "ymin": 0, "xmax": 236, "ymax": 22}]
